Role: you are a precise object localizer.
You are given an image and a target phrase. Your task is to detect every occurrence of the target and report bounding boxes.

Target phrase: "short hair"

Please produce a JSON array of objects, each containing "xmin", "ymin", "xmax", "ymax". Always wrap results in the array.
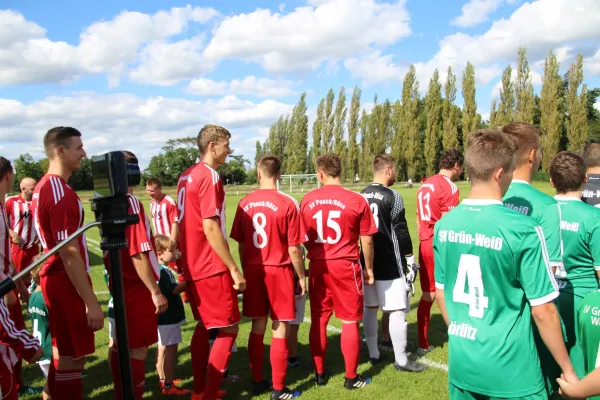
[
  {"xmin": 372, "ymin": 154, "xmax": 395, "ymax": 173},
  {"xmin": 500, "ymin": 123, "xmax": 541, "ymax": 166},
  {"xmin": 550, "ymin": 151, "xmax": 587, "ymax": 193},
  {"xmin": 122, "ymin": 151, "xmax": 138, "ymax": 165},
  {"xmin": 0, "ymin": 157, "xmax": 13, "ymax": 181},
  {"xmin": 582, "ymin": 140, "xmax": 600, "ymax": 168},
  {"xmin": 146, "ymin": 178, "xmax": 162, "ymax": 188},
  {"xmin": 465, "ymin": 129, "xmax": 518, "ymax": 183},
  {"xmin": 197, "ymin": 125, "xmax": 231, "ymax": 155},
  {"xmin": 155, "ymin": 234, "xmax": 176, "ymax": 253},
  {"xmin": 316, "ymin": 153, "xmax": 342, "ymax": 178},
  {"xmin": 43, "ymin": 127, "xmax": 82, "ymax": 157},
  {"xmin": 258, "ymin": 155, "xmax": 281, "ymax": 178},
  {"xmin": 439, "ymin": 149, "xmax": 464, "ymax": 170}
]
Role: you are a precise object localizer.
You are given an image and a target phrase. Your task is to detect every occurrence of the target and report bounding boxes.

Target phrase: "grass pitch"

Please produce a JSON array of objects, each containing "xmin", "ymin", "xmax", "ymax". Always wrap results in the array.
[{"xmin": 17, "ymin": 181, "xmax": 556, "ymax": 399}]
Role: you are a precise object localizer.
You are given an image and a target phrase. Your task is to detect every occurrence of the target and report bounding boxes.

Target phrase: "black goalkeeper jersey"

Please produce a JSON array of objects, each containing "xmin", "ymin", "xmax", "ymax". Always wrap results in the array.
[
  {"xmin": 582, "ymin": 174, "xmax": 600, "ymax": 208},
  {"xmin": 360, "ymin": 183, "xmax": 413, "ymax": 280}
]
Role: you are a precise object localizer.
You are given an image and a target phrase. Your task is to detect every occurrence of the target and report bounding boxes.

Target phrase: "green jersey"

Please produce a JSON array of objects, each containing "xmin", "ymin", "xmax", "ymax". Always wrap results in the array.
[
  {"xmin": 577, "ymin": 290, "xmax": 600, "ymax": 399},
  {"xmin": 503, "ymin": 180, "xmax": 563, "ymax": 269},
  {"xmin": 434, "ymin": 199, "xmax": 559, "ymax": 397},
  {"xmin": 158, "ymin": 265, "xmax": 186, "ymax": 326},
  {"xmin": 27, "ymin": 291, "xmax": 52, "ymax": 363}
]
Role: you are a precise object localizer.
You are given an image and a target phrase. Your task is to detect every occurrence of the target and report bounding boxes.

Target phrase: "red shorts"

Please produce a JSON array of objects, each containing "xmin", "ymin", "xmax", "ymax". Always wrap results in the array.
[
  {"xmin": 109, "ymin": 281, "xmax": 158, "ymax": 350},
  {"xmin": 242, "ymin": 265, "xmax": 295, "ymax": 321},
  {"xmin": 41, "ymin": 273, "xmax": 95, "ymax": 359},
  {"xmin": 188, "ymin": 271, "xmax": 241, "ymax": 329},
  {"xmin": 419, "ymin": 239, "xmax": 435, "ymax": 293},
  {"xmin": 309, "ymin": 259, "xmax": 364, "ymax": 321},
  {"xmin": 11, "ymin": 245, "xmax": 39, "ymax": 273}
]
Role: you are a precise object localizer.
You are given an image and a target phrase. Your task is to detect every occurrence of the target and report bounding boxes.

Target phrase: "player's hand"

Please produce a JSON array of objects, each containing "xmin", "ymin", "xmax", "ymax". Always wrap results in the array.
[
  {"xmin": 231, "ymin": 269, "xmax": 246, "ymax": 292},
  {"xmin": 27, "ymin": 347, "xmax": 43, "ymax": 364},
  {"xmin": 152, "ymin": 292, "xmax": 168, "ymax": 314},
  {"xmin": 557, "ymin": 373, "xmax": 583, "ymax": 399},
  {"xmin": 365, "ymin": 269, "xmax": 375, "ymax": 285},
  {"xmin": 86, "ymin": 302, "xmax": 104, "ymax": 331},
  {"xmin": 296, "ymin": 277, "xmax": 307, "ymax": 299},
  {"xmin": 9, "ymin": 232, "xmax": 23, "ymax": 247}
]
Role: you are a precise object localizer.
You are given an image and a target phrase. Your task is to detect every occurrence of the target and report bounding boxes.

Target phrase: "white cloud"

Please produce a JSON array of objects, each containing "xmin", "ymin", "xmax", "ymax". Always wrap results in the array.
[
  {"xmin": 585, "ymin": 49, "xmax": 600, "ymax": 75},
  {"xmin": 451, "ymin": 0, "xmax": 517, "ymax": 28},
  {"xmin": 344, "ymin": 51, "xmax": 407, "ymax": 85},
  {"xmin": 187, "ymin": 76, "xmax": 298, "ymax": 97},
  {"xmin": 0, "ymin": 93, "xmax": 292, "ymax": 168},
  {"xmin": 202, "ymin": 0, "xmax": 410, "ymax": 73}
]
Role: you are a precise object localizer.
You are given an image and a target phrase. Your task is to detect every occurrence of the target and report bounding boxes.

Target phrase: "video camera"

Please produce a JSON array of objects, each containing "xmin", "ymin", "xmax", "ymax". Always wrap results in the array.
[{"xmin": 91, "ymin": 152, "xmax": 141, "ymax": 198}]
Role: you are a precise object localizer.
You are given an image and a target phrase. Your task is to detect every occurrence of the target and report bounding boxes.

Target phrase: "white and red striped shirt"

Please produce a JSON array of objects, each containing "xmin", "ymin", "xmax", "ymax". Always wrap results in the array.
[
  {"xmin": 0, "ymin": 204, "xmax": 11, "ymax": 276},
  {"xmin": 5, "ymin": 195, "xmax": 37, "ymax": 249},
  {"xmin": 150, "ymin": 195, "xmax": 178, "ymax": 237}
]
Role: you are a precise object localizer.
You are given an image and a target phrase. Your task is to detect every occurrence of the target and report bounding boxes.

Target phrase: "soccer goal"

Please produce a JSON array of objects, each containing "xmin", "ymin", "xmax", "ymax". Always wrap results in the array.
[{"xmin": 277, "ymin": 174, "xmax": 320, "ymax": 194}]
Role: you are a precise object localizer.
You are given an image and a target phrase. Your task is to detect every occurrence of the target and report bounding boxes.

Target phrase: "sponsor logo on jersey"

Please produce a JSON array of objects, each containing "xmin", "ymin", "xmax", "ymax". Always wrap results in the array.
[
  {"xmin": 582, "ymin": 189, "xmax": 600, "ymax": 198},
  {"xmin": 504, "ymin": 203, "xmax": 530, "ymax": 215},
  {"xmin": 242, "ymin": 201, "xmax": 279, "ymax": 213},
  {"xmin": 363, "ymin": 192, "xmax": 384, "ymax": 200},
  {"xmin": 438, "ymin": 230, "xmax": 503, "ymax": 251},
  {"xmin": 28, "ymin": 306, "xmax": 47, "ymax": 317},
  {"xmin": 560, "ymin": 220, "xmax": 580, "ymax": 232},
  {"xmin": 448, "ymin": 321, "xmax": 477, "ymax": 340},
  {"xmin": 307, "ymin": 199, "xmax": 346, "ymax": 210}
]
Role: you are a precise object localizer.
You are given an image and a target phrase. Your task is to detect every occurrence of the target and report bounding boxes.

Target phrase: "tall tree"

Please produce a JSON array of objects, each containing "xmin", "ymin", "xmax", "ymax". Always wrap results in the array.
[
  {"xmin": 254, "ymin": 140, "xmax": 263, "ymax": 167},
  {"xmin": 359, "ymin": 109, "xmax": 371, "ymax": 182},
  {"xmin": 12, "ymin": 153, "xmax": 44, "ymax": 192},
  {"xmin": 321, "ymin": 89, "xmax": 335, "ymax": 153},
  {"xmin": 402, "ymin": 65, "xmax": 422, "ymax": 178},
  {"xmin": 347, "ymin": 87, "xmax": 361, "ymax": 183},
  {"xmin": 312, "ymin": 98, "xmax": 325, "ymax": 167},
  {"xmin": 462, "ymin": 62, "xmax": 477, "ymax": 145},
  {"xmin": 566, "ymin": 55, "xmax": 589, "ymax": 152},
  {"xmin": 333, "ymin": 87, "xmax": 348, "ymax": 180},
  {"xmin": 371, "ymin": 97, "xmax": 392, "ymax": 155},
  {"xmin": 515, "ymin": 47, "xmax": 535, "ymax": 124},
  {"xmin": 391, "ymin": 100, "xmax": 405, "ymax": 177},
  {"xmin": 489, "ymin": 99, "xmax": 498, "ymax": 129},
  {"xmin": 424, "ymin": 69, "xmax": 443, "ymax": 176},
  {"xmin": 443, "ymin": 66, "xmax": 459, "ymax": 150},
  {"xmin": 286, "ymin": 93, "xmax": 309, "ymax": 173},
  {"xmin": 496, "ymin": 65, "xmax": 515, "ymax": 126},
  {"xmin": 540, "ymin": 50, "xmax": 563, "ymax": 170}
]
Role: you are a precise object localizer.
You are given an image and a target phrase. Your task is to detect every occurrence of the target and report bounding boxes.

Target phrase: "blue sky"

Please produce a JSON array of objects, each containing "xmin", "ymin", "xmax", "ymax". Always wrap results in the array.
[{"xmin": 1, "ymin": 0, "xmax": 599, "ymax": 169}]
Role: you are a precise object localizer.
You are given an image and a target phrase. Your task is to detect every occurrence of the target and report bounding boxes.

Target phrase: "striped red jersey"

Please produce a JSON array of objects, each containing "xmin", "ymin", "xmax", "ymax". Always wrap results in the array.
[
  {"xmin": 0, "ymin": 204, "xmax": 12, "ymax": 275},
  {"xmin": 5, "ymin": 195, "xmax": 37, "ymax": 249},
  {"xmin": 104, "ymin": 195, "xmax": 160, "ymax": 283},
  {"xmin": 150, "ymin": 195, "xmax": 178, "ymax": 236},
  {"xmin": 32, "ymin": 174, "xmax": 90, "ymax": 277},
  {"xmin": 416, "ymin": 174, "xmax": 460, "ymax": 241}
]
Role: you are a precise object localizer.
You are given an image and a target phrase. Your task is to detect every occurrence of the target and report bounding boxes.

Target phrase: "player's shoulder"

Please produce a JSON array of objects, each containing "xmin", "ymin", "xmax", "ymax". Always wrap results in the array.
[
  {"xmin": 274, "ymin": 190, "xmax": 301, "ymax": 210},
  {"xmin": 127, "ymin": 194, "xmax": 143, "ymax": 213},
  {"xmin": 197, "ymin": 162, "xmax": 220, "ymax": 184},
  {"xmin": 36, "ymin": 174, "xmax": 77, "ymax": 205},
  {"xmin": 178, "ymin": 165, "xmax": 196, "ymax": 186},
  {"xmin": 163, "ymin": 195, "xmax": 176, "ymax": 206}
]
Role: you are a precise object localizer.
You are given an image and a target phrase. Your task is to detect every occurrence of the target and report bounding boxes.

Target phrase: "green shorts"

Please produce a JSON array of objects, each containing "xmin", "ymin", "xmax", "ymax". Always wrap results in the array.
[{"xmin": 449, "ymin": 383, "xmax": 546, "ymax": 400}]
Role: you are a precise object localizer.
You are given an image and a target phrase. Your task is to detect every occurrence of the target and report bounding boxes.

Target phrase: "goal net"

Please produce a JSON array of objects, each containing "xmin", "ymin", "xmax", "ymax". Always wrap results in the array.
[{"xmin": 277, "ymin": 174, "xmax": 320, "ymax": 194}]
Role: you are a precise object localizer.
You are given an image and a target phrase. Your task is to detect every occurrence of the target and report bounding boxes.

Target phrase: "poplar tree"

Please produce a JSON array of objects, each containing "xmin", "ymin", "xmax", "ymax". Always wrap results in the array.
[
  {"xmin": 321, "ymin": 89, "xmax": 335, "ymax": 153},
  {"xmin": 359, "ymin": 109, "xmax": 371, "ymax": 182},
  {"xmin": 515, "ymin": 47, "xmax": 535, "ymax": 124},
  {"xmin": 462, "ymin": 62, "xmax": 477, "ymax": 144},
  {"xmin": 347, "ymin": 87, "xmax": 361, "ymax": 183},
  {"xmin": 424, "ymin": 69, "xmax": 443, "ymax": 176},
  {"xmin": 312, "ymin": 98, "xmax": 324, "ymax": 167},
  {"xmin": 566, "ymin": 55, "xmax": 589, "ymax": 152},
  {"xmin": 489, "ymin": 99, "xmax": 498, "ymax": 129},
  {"xmin": 443, "ymin": 66, "xmax": 459, "ymax": 150},
  {"xmin": 540, "ymin": 50, "xmax": 563, "ymax": 170},
  {"xmin": 333, "ymin": 87, "xmax": 348, "ymax": 180},
  {"xmin": 402, "ymin": 65, "xmax": 422, "ymax": 178},
  {"xmin": 254, "ymin": 140, "xmax": 263, "ymax": 167},
  {"xmin": 285, "ymin": 93, "xmax": 309, "ymax": 173},
  {"xmin": 496, "ymin": 65, "xmax": 515, "ymax": 127}
]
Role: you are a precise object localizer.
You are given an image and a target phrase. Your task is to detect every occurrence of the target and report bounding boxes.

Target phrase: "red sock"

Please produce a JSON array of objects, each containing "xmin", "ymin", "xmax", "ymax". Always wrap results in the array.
[
  {"xmin": 191, "ymin": 324, "xmax": 210, "ymax": 395},
  {"xmin": 309, "ymin": 317, "xmax": 329, "ymax": 374},
  {"xmin": 14, "ymin": 359, "xmax": 22, "ymax": 392},
  {"xmin": 54, "ymin": 368, "xmax": 83, "ymax": 399},
  {"xmin": 417, "ymin": 299, "xmax": 433, "ymax": 349},
  {"xmin": 110, "ymin": 349, "xmax": 123, "ymax": 400},
  {"xmin": 131, "ymin": 358, "xmax": 146, "ymax": 399},
  {"xmin": 341, "ymin": 323, "xmax": 360, "ymax": 379},
  {"xmin": 48, "ymin": 357, "xmax": 57, "ymax": 397},
  {"xmin": 248, "ymin": 332, "xmax": 265, "ymax": 382},
  {"xmin": 206, "ymin": 331, "xmax": 237, "ymax": 399},
  {"xmin": 270, "ymin": 337, "xmax": 289, "ymax": 391}
]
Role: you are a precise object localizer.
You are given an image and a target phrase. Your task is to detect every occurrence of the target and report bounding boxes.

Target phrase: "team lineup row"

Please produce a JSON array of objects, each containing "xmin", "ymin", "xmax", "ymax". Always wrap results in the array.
[{"xmin": 0, "ymin": 125, "xmax": 600, "ymax": 400}]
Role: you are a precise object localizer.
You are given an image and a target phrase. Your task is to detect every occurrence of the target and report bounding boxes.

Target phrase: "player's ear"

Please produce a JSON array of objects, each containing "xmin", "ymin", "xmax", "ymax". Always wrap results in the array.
[
  {"xmin": 549, "ymin": 178, "xmax": 556, "ymax": 189},
  {"xmin": 494, "ymin": 167, "xmax": 504, "ymax": 184},
  {"xmin": 528, "ymin": 148, "xmax": 536, "ymax": 165}
]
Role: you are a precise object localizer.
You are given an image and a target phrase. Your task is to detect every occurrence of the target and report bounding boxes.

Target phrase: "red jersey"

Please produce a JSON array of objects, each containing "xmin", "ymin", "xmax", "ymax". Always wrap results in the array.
[
  {"xmin": 5, "ymin": 195, "xmax": 37, "ymax": 249},
  {"xmin": 416, "ymin": 174, "xmax": 459, "ymax": 241},
  {"xmin": 300, "ymin": 185, "xmax": 377, "ymax": 261},
  {"xmin": 177, "ymin": 162, "xmax": 228, "ymax": 281},
  {"xmin": 32, "ymin": 175, "xmax": 89, "ymax": 277},
  {"xmin": 230, "ymin": 189, "xmax": 307, "ymax": 267},
  {"xmin": 150, "ymin": 195, "xmax": 178, "ymax": 237},
  {"xmin": 103, "ymin": 195, "xmax": 160, "ymax": 283},
  {"xmin": 0, "ymin": 204, "xmax": 11, "ymax": 275}
]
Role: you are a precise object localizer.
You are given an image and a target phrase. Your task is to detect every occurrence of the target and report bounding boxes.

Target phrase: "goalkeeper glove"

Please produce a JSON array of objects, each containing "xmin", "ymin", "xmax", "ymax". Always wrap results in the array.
[{"xmin": 404, "ymin": 255, "xmax": 419, "ymax": 296}]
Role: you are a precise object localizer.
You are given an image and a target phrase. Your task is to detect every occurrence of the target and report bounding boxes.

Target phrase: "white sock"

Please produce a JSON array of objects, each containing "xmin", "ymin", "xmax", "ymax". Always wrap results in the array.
[
  {"xmin": 363, "ymin": 307, "xmax": 380, "ymax": 359},
  {"xmin": 389, "ymin": 309, "xmax": 408, "ymax": 366}
]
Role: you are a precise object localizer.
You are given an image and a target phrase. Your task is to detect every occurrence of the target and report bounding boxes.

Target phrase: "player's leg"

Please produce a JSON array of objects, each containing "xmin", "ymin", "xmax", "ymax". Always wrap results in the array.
[
  {"xmin": 161, "ymin": 335, "xmax": 189, "ymax": 395},
  {"xmin": 156, "ymin": 344, "xmax": 166, "ymax": 386},
  {"xmin": 308, "ymin": 261, "xmax": 333, "ymax": 384},
  {"xmin": 38, "ymin": 362, "xmax": 50, "ymax": 400},
  {"xmin": 288, "ymin": 292, "xmax": 305, "ymax": 367},
  {"xmin": 187, "ymin": 280, "xmax": 211, "ymax": 396},
  {"xmin": 363, "ymin": 282, "xmax": 381, "ymax": 362},
  {"xmin": 417, "ymin": 240, "xmax": 436, "ymax": 354}
]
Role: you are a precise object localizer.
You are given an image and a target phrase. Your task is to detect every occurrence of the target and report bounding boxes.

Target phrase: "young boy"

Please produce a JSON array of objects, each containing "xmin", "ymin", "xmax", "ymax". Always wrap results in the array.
[
  {"xmin": 28, "ymin": 263, "xmax": 52, "ymax": 400},
  {"xmin": 154, "ymin": 235, "xmax": 189, "ymax": 395}
]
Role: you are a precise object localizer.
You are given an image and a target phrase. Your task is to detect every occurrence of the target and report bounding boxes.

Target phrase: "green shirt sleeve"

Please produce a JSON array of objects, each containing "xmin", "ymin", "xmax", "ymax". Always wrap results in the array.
[
  {"xmin": 433, "ymin": 224, "xmax": 445, "ymax": 289},
  {"xmin": 590, "ymin": 218, "xmax": 600, "ymax": 272},
  {"xmin": 516, "ymin": 224, "xmax": 559, "ymax": 306},
  {"xmin": 539, "ymin": 202, "xmax": 563, "ymax": 268}
]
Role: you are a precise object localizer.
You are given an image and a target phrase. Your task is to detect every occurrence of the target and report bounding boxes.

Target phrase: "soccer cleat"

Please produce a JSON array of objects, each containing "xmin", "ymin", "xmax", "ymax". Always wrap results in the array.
[
  {"xmin": 343, "ymin": 375, "xmax": 372, "ymax": 390},
  {"xmin": 314, "ymin": 370, "xmax": 330, "ymax": 386},
  {"xmin": 369, "ymin": 352, "xmax": 387, "ymax": 365},
  {"xmin": 271, "ymin": 387, "xmax": 301, "ymax": 399},
  {"xmin": 252, "ymin": 380, "xmax": 273, "ymax": 395},
  {"xmin": 162, "ymin": 385, "xmax": 191, "ymax": 395},
  {"xmin": 416, "ymin": 345, "xmax": 435, "ymax": 356},
  {"xmin": 394, "ymin": 360, "xmax": 427, "ymax": 373},
  {"xmin": 159, "ymin": 379, "xmax": 182, "ymax": 388},
  {"xmin": 17, "ymin": 385, "xmax": 44, "ymax": 395}
]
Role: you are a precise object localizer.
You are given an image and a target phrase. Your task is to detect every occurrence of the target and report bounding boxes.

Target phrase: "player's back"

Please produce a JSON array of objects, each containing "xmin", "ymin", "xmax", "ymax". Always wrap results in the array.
[
  {"xmin": 582, "ymin": 173, "xmax": 600, "ymax": 208},
  {"xmin": 231, "ymin": 189, "xmax": 304, "ymax": 267},
  {"xmin": 434, "ymin": 199, "xmax": 559, "ymax": 397},
  {"xmin": 417, "ymin": 174, "xmax": 459, "ymax": 242},
  {"xmin": 554, "ymin": 197, "xmax": 600, "ymax": 292},
  {"xmin": 301, "ymin": 185, "xmax": 375, "ymax": 261},
  {"xmin": 577, "ymin": 290, "xmax": 600, "ymax": 380}
]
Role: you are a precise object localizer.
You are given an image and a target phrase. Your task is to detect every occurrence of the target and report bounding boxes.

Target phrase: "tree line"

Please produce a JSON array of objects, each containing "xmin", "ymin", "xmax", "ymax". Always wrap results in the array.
[{"xmin": 259, "ymin": 47, "xmax": 600, "ymax": 181}]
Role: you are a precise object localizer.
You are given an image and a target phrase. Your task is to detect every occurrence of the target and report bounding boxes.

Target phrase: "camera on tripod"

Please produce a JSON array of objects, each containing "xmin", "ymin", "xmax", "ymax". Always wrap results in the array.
[{"xmin": 91, "ymin": 152, "xmax": 141, "ymax": 198}]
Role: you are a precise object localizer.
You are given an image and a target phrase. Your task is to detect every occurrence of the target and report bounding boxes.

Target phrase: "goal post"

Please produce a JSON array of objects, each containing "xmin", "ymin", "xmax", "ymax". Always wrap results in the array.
[{"xmin": 277, "ymin": 174, "xmax": 320, "ymax": 194}]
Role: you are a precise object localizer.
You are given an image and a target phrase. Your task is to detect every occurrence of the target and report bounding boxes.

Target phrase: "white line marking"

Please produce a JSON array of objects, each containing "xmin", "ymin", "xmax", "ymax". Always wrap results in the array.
[{"xmin": 302, "ymin": 317, "xmax": 448, "ymax": 372}]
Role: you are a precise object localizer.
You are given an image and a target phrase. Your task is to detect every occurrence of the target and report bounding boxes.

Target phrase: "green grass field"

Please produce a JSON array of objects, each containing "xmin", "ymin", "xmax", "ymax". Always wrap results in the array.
[{"xmin": 17, "ymin": 180, "xmax": 557, "ymax": 399}]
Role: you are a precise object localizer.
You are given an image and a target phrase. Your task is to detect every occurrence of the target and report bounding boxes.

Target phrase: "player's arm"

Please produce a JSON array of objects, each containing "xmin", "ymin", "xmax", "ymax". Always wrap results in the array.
[
  {"xmin": 59, "ymin": 241, "xmax": 104, "ymax": 331},
  {"xmin": 131, "ymin": 252, "xmax": 167, "ymax": 314},
  {"xmin": 360, "ymin": 235, "xmax": 375, "ymax": 285},
  {"xmin": 433, "ymin": 226, "xmax": 449, "ymax": 324},
  {"xmin": 8, "ymin": 228, "xmax": 23, "ymax": 247},
  {"xmin": 289, "ymin": 244, "xmax": 306, "ymax": 296},
  {"xmin": 168, "ymin": 201, "xmax": 179, "ymax": 242},
  {"xmin": 558, "ymin": 366, "xmax": 600, "ymax": 399},
  {"xmin": 0, "ymin": 297, "xmax": 41, "ymax": 363},
  {"xmin": 203, "ymin": 216, "xmax": 246, "ymax": 291},
  {"xmin": 435, "ymin": 288, "xmax": 449, "ymax": 326},
  {"xmin": 391, "ymin": 191, "xmax": 413, "ymax": 256},
  {"xmin": 170, "ymin": 222, "xmax": 179, "ymax": 243}
]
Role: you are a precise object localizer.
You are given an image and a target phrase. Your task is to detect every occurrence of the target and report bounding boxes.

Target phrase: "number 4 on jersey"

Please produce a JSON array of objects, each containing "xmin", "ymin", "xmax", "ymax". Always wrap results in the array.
[{"xmin": 453, "ymin": 254, "xmax": 489, "ymax": 319}]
